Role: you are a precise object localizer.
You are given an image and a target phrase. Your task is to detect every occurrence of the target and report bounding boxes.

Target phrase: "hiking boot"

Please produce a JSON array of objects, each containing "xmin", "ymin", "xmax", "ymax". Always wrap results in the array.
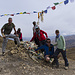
[
  {"xmin": 2, "ymin": 52, "xmax": 5, "ymax": 56},
  {"xmin": 64, "ymin": 66, "xmax": 69, "ymax": 70}
]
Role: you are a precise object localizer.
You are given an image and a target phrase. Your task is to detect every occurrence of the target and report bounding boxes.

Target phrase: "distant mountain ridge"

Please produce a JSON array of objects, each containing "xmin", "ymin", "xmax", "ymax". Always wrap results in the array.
[{"xmin": 23, "ymin": 35, "xmax": 75, "ymax": 49}]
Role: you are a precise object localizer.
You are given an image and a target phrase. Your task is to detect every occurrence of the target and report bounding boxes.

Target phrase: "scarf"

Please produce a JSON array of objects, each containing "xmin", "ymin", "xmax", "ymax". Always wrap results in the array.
[
  {"xmin": 36, "ymin": 30, "xmax": 40, "ymax": 37},
  {"xmin": 55, "ymin": 34, "xmax": 60, "ymax": 42}
]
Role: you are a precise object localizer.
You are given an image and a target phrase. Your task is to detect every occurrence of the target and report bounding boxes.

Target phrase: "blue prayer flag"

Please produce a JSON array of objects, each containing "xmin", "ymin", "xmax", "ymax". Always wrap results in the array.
[
  {"xmin": 64, "ymin": 0, "xmax": 69, "ymax": 5},
  {"xmin": 44, "ymin": 10, "xmax": 47, "ymax": 14}
]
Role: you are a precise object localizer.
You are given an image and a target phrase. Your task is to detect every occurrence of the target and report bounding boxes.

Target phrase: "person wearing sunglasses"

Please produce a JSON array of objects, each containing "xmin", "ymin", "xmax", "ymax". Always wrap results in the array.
[{"xmin": 35, "ymin": 38, "xmax": 55, "ymax": 62}]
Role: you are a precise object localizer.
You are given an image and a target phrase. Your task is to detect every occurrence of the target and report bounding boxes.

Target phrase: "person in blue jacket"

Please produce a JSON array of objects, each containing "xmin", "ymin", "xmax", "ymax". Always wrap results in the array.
[{"xmin": 35, "ymin": 38, "xmax": 55, "ymax": 62}]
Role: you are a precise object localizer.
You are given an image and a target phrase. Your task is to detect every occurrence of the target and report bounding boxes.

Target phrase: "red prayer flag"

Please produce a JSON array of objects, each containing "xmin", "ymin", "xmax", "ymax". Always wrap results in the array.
[
  {"xmin": 26, "ymin": 13, "xmax": 30, "ymax": 14},
  {"xmin": 11, "ymin": 14, "xmax": 14, "ymax": 16},
  {"xmin": 51, "ymin": 6, "xmax": 56, "ymax": 10}
]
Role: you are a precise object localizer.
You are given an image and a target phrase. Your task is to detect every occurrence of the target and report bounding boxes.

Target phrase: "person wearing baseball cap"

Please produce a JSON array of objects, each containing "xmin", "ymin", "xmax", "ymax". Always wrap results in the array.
[{"xmin": 30, "ymin": 26, "xmax": 48, "ymax": 47}]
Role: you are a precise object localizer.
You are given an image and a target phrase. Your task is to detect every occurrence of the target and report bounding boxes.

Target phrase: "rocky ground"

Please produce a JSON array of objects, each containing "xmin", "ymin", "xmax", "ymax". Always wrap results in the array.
[{"xmin": 0, "ymin": 36, "xmax": 75, "ymax": 75}]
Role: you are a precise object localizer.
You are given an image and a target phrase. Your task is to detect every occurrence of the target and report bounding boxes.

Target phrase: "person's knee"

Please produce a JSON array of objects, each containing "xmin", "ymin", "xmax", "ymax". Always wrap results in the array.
[{"xmin": 46, "ymin": 57, "xmax": 50, "ymax": 62}]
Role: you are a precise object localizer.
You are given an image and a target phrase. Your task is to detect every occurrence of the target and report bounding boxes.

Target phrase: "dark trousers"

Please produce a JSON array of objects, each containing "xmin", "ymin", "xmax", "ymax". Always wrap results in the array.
[
  {"xmin": 14, "ymin": 39, "xmax": 23, "ymax": 45},
  {"xmin": 54, "ymin": 48, "xmax": 69, "ymax": 66},
  {"xmin": 34, "ymin": 38, "xmax": 39, "ymax": 45},
  {"xmin": 39, "ymin": 40, "xmax": 46, "ymax": 47}
]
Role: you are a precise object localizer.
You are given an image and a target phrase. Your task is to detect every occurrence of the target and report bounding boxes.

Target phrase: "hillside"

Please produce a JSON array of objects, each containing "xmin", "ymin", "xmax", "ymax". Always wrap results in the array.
[
  {"xmin": 0, "ymin": 36, "xmax": 75, "ymax": 75},
  {"xmin": 65, "ymin": 35, "xmax": 75, "ymax": 48}
]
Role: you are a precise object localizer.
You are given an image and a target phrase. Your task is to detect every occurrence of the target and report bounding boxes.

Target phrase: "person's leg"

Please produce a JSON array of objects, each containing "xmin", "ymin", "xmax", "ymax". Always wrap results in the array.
[
  {"xmin": 2, "ymin": 37, "xmax": 8, "ymax": 54},
  {"xmin": 61, "ymin": 50, "xmax": 69, "ymax": 67},
  {"xmin": 53, "ymin": 48, "xmax": 60, "ymax": 67},
  {"xmin": 9, "ymin": 34, "xmax": 20, "ymax": 46},
  {"xmin": 14, "ymin": 39, "xmax": 17, "ymax": 44}
]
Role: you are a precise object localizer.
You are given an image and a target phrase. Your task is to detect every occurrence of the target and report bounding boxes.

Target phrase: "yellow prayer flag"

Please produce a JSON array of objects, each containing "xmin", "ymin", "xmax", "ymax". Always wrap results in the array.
[
  {"xmin": 20, "ymin": 12, "xmax": 23, "ymax": 14},
  {"xmin": 59, "ymin": 1, "xmax": 64, "ymax": 4},
  {"xmin": 4, "ymin": 14, "xmax": 7, "ymax": 16}
]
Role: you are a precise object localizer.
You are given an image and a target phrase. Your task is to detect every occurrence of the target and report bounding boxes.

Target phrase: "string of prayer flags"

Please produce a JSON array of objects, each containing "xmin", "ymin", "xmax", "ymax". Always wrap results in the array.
[
  {"xmin": 64, "ymin": 0, "xmax": 69, "ymax": 5},
  {"xmin": 0, "ymin": 0, "xmax": 74, "ymax": 18},
  {"xmin": 51, "ymin": 6, "xmax": 56, "ymax": 10}
]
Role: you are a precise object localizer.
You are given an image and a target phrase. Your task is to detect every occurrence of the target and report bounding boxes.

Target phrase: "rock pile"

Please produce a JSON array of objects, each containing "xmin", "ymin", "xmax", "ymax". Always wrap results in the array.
[{"xmin": 6, "ymin": 41, "xmax": 44, "ymax": 63}]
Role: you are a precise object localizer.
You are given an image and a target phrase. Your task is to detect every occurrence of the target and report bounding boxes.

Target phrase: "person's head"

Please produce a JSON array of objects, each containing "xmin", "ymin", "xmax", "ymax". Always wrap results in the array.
[
  {"xmin": 17, "ymin": 28, "xmax": 21, "ymax": 32},
  {"xmin": 8, "ymin": 18, "xmax": 12, "ymax": 24},
  {"xmin": 46, "ymin": 38, "xmax": 51, "ymax": 47},
  {"xmin": 35, "ymin": 26, "xmax": 40, "ymax": 32},
  {"xmin": 33, "ymin": 21, "xmax": 36, "ymax": 26},
  {"xmin": 55, "ymin": 30, "xmax": 59, "ymax": 36}
]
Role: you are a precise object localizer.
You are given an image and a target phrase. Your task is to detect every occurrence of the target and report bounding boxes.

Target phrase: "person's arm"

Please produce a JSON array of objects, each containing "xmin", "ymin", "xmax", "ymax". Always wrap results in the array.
[
  {"xmin": 41, "ymin": 30, "xmax": 48, "ymax": 38},
  {"xmin": 53, "ymin": 43, "xmax": 57, "ymax": 46},
  {"xmin": 30, "ymin": 33, "xmax": 36, "ymax": 42},
  {"xmin": 20, "ymin": 33, "xmax": 22, "ymax": 39},
  {"xmin": 1, "ymin": 28, "xmax": 5, "ymax": 38},
  {"xmin": 61, "ymin": 36, "xmax": 66, "ymax": 51},
  {"xmin": 1, "ymin": 25, "xmax": 6, "ymax": 37},
  {"xmin": 35, "ymin": 45, "xmax": 45, "ymax": 51},
  {"xmin": 14, "ymin": 27, "xmax": 17, "ymax": 34},
  {"xmin": 33, "ymin": 27, "xmax": 34, "ymax": 35}
]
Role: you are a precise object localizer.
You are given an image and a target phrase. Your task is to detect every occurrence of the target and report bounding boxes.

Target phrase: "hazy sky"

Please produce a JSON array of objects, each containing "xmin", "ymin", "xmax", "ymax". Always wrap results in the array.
[{"xmin": 0, "ymin": 0, "xmax": 75, "ymax": 37}]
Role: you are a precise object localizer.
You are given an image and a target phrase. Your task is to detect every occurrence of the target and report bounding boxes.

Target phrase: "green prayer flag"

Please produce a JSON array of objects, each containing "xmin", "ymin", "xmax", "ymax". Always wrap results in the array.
[
  {"xmin": 54, "ymin": 2, "xmax": 59, "ymax": 5},
  {"xmin": 23, "ymin": 12, "xmax": 26, "ymax": 14}
]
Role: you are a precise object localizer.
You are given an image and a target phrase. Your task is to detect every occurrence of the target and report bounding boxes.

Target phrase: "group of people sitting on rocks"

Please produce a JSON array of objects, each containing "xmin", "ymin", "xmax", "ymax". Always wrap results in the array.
[{"xmin": 1, "ymin": 18, "xmax": 69, "ymax": 70}]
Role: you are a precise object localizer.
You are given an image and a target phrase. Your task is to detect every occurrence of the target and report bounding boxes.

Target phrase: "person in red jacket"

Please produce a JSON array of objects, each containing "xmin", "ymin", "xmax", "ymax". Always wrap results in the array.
[
  {"xmin": 30, "ymin": 26, "xmax": 48, "ymax": 47},
  {"xmin": 14, "ymin": 28, "xmax": 23, "ymax": 44}
]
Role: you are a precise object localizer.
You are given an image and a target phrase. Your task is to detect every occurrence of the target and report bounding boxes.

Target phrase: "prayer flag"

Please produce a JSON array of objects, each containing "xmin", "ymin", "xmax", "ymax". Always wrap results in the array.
[
  {"xmin": 44, "ymin": 10, "xmax": 47, "ymax": 13},
  {"xmin": 60, "ymin": 1, "xmax": 64, "ymax": 4},
  {"xmin": 1, "ymin": 15, "xmax": 4, "ymax": 17},
  {"xmin": 64, "ymin": 0, "xmax": 69, "ymax": 5},
  {"xmin": 51, "ymin": 6, "xmax": 56, "ymax": 10},
  {"xmin": 23, "ymin": 12, "xmax": 26, "ymax": 14},
  {"xmin": 11, "ymin": 14, "xmax": 14, "ymax": 16},
  {"xmin": 70, "ymin": 0, "xmax": 74, "ymax": 2},
  {"xmin": 16, "ymin": 13, "xmax": 20, "ymax": 15},
  {"xmin": 4, "ymin": 14, "xmax": 7, "ymax": 16},
  {"xmin": 54, "ymin": 2, "xmax": 59, "ymax": 5},
  {"xmin": 20, "ymin": 12, "xmax": 23, "ymax": 14},
  {"xmin": 33, "ymin": 11, "xmax": 37, "ymax": 13},
  {"xmin": 46, "ymin": 6, "xmax": 50, "ymax": 10}
]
